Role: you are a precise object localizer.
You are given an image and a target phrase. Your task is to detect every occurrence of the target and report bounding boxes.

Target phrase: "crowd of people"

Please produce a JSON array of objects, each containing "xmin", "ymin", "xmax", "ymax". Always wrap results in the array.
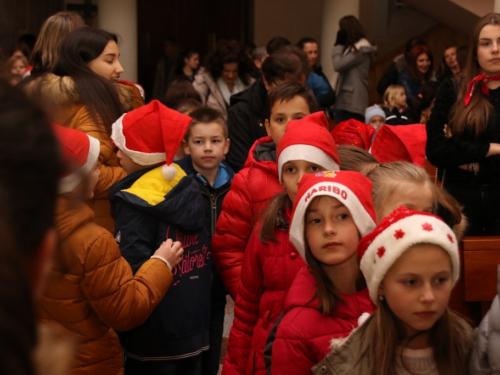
[{"xmin": 1, "ymin": 8, "xmax": 500, "ymax": 375}]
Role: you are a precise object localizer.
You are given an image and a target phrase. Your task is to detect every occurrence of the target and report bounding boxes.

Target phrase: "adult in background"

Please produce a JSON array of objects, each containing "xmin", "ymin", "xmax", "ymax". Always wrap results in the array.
[
  {"xmin": 398, "ymin": 44, "xmax": 437, "ymax": 102},
  {"xmin": 297, "ymin": 37, "xmax": 335, "ymax": 110},
  {"xmin": 24, "ymin": 27, "xmax": 144, "ymax": 233},
  {"xmin": 193, "ymin": 40, "xmax": 254, "ymax": 120},
  {"xmin": 225, "ymin": 46, "xmax": 310, "ymax": 172},
  {"xmin": 426, "ymin": 13, "xmax": 500, "ymax": 235},
  {"xmin": 332, "ymin": 15, "xmax": 377, "ymax": 123},
  {"xmin": 438, "ymin": 45, "xmax": 460, "ymax": 83},
  {"xmin": 152, "ymin": 38, "xmax": 180, "ymax": 100},
  {"xmin": 168, "ymin": 49, "xmax": 200, "ymax": 84}
]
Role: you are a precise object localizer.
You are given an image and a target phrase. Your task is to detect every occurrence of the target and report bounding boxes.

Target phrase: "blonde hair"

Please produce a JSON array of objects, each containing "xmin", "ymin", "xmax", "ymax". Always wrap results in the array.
[
  {"xmin": 383, "ymin": 84, "xmax": 406, "ymax": 109},
  {"xmin": 31, "ymin": 11, "xmax": 85, "ymax": 73},
  {"xmin": 338, "ymin": 145, "xmax": 379, "ymax": 175}
]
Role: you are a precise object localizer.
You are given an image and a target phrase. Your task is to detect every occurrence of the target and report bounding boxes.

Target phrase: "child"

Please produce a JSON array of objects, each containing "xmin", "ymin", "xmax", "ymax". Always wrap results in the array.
[
  {"xmin": 313, "ymin": 207, "xmax": 474, "ymax": 375},
  {"xmin": 212, "ymin": 82, "xmax": 317, "ymax": 300},
  {"xmin": 338, "ymin": 144, "xmax": 379, "ymax": 175},
  {"xmin": 367, "ymin": 161, "xmax": 467, "ymax": 240},
  {"xmin": 176, "ymin": 106, "xmax": 234, "ymax": 375},
  {"xmin": 382, "ymin": 84, "xmax": 412, "ymax": 125},
  {"xmin": 3, "ymin": 55, "xmax": 28, "ymax": 86},
  {"xmin": 364, "ymin": 104, "xmax": 386, "ymax": 131},
  {"xmin": 223, "ymin": 111, "xmax": 340, "ymax": 375},
  {"xmin": 270, "ymin": 170, "xmax": 377, "ymax": 374},
  {"xmin": 39, "ymin": 124, "xmax": 183, "ymax": 375},
  {"xmin": 109, "ymin": 100, "xmax": 212, "ymax": 374}
]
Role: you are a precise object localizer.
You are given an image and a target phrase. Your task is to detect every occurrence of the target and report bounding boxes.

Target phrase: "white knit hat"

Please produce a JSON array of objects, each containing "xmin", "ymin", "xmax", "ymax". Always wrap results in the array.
[{"xmin": 364, "ymin": 104, "xmax": 386, "ymax": 124}]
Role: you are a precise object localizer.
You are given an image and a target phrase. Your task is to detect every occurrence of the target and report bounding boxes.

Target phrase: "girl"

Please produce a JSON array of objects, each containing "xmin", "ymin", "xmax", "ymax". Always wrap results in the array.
[
  {"xmin": 270, "ymin": 170, "xmax": 377, "ymax": 374},
  {"xmin": 332, "ymin": 15, "xmax": 377, "ymax": 123},
  {"xmin": 313, "ymin": 206, "xmax": 474, "ymax": 375},
  {"xmin": 2, "ymin": 55, "xmax": 28, "ymax": 86},
  {"xmin": 426, "ymin": 13, "xmax": 500, "ymax": 236},
  {"xmin": 39, "ymin": 125, "xmax": 184, "ymax": 375},
  {"xmin": 337, "ymin": 144, "xmax": 378, "ymax": 175},
  {"xmin": 382, "ymin": 84, "xmax": 412, "ymax": 125},
  {"xmin": 24, "ymin": 27, "xmax": 143, "ymax": 232},
  {"xmin": 398, "ymin": 45, "xmax": 437, "ymax": 102},
  {"xmin": 367, "ymin": 161, "xmax": 466, "ymax": 239},
  {"xmin": 223, "ymin": 111, "xmax": 340, "ymax": 375}
]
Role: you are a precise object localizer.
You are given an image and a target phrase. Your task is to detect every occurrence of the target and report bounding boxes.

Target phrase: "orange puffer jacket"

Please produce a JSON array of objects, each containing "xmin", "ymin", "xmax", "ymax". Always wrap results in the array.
[{"xmin": 38, "ymin": 197, "xmax": 172, "ymax": 375}]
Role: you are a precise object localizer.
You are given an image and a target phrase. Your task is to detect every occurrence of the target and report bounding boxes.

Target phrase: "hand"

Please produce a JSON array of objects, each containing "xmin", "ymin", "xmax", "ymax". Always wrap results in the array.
[
  {"xmin": 487, "ymin": 143, "xmax": 500, "ymax": 157},
  {"xmin": 335, "ymin": 29, "xmax": 347, "ymax": 46},
  {"xmin": 154, "ymin": 239, "xmax": 184, "ymax": 268},
  {"xmin": 443, "ymin": 124, "xmax": 452, "ymax": 138}
]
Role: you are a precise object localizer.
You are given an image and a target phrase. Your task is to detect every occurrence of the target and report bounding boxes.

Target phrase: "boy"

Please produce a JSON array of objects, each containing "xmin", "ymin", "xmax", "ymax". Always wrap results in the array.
[
  {"xmin": 212, "ymin": 82, "xmax": 317, "ymax": 300},
  {"xmin": 364, "ymin": 104, "xmax": 386, "ymax": 131},
  {"xmin": 109, "ymin": 100, "xmax": 212, "ymax": 375},
  {"xmin": 176, "ymin": 107, "xmax": 234, "ymax": 375}
]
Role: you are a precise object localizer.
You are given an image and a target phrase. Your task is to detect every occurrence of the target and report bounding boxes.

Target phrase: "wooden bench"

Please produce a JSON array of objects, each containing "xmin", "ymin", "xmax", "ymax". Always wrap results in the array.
[{"xmin": 449, "ymin": 236, "xmax": 500, "ymax": 325}]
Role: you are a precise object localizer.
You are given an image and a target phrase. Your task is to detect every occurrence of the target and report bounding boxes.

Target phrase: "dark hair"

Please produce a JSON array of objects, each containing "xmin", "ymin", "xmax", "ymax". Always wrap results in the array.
[
  {"xmin": 404, "ymin": 37, "xmax": 426, "ymax": 56},
  {"xmin": 407, "ymin": 45, "xmax": 434, "ymax": 82},
  {"xmin": 411, "ymin": 81, "xmax": 438, "ymax": 123},
  {"xmin": 261, "ymin": 46, "xmax": 310, "ymax": 86},
  {"xmin": 162, "ymin": 78, "xmax": 202, "ymax": 108},
  {"xmin": 171, "ymin": 48, "xmax": 199, "ymax": 78},
  {"xmin": 204, "ymin": 40, "xmax": 253, "ymax": 86},
  {"xmin": 172, "ymin": 98, "xmax": 203, "ymax": 114},
  {"xmin": 455, "ymin": 45, "xmax": 468, "ymax": 72},
  {"xmin": 52, "ymin": 27, "xmax": 124, "ymax": 134},
  {"xmin": 297, "ymin": 37, "xmax": 317, "ymax": 49},
  {"xmin": 260, "ymin": 192, "xmax": 292, "ymax": 243},
  {"xmin": 266, "ymin": 82, "xmax": 317, "ymax": 118},
  {"xmin": 0, "ymin": 81, "xmax": 62, "ymax": 255},
  {"xmin": 439, "ymin": 45, "xmax": 458, "ymax": 77},
  {"xmin": 266, "ymin": 36, "xmax": 291, "ymax": 55},
  {"xmin": 339, "ymin": 15, "xmax": 367, "ymax": 47},
  {"xmin": 184, "ymin": 106, "xmax": 228, "ymax": 141}
]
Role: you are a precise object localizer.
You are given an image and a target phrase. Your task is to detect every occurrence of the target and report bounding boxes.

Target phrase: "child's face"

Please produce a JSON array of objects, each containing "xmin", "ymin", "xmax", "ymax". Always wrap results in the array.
[
  {"xmin": 282, "ymin": 160, "xmax": 324, "ymax": 202},
  {"xmin": 265, "ymin": 96, "xmax": 310, "ymax": 146},
  {"xmin": 394, "ymin": 90, "xmax": 407, "ymax": 108},
  {"xmin": 86, "ymin": 162, "xmax": 100, "ymax": 199},
  {"xmin": 377, "ymin": 182, "xmax": 433, "ymax": 223},
  {"xmin": 88, "ymin": 40, "xmax": 124, "ymax": 82},
  {"xmin": 117, "ymin": 149, "xmax": 143, "ymax": 175},
  {"xmin": 305, "ymin": 196, "xmax": 360, "ymax": 267},
  {"xmin": 11, "ymin": 60, "xmax": 26, "ymax": 76},
  {"xmin": 380, "ymin": 244, "xmax": 453, "ymax": 338},
  {"xmin": 183, "ymin": 122, "xmax": 229, "ymax": 175},
  {"xmin": 368, "ymin": 115, "xmax": 385, "ymax": 130}
]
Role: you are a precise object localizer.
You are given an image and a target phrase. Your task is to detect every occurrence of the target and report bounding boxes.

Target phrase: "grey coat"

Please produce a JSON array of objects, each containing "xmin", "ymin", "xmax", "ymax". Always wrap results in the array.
[
  {"xmin": 469, "ymin": 265, "xmax": 500, "ymax": 374},
  {"xmin": 332, "ymin": 39, "xmax": 377, "ymax": 116}
]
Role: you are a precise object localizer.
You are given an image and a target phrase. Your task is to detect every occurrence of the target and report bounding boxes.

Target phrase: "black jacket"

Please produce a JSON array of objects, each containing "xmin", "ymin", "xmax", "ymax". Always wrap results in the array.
[
  {"xmin": 109, "ymin": 165, "xmax": 211, "ymax": 359},
  {"xmin": 426, "ymin": 78, "xmax": 500, "ymax": 186},
  {"xmin": 226, "ymin": 77, "xmax": 268, "ymax": 173}
]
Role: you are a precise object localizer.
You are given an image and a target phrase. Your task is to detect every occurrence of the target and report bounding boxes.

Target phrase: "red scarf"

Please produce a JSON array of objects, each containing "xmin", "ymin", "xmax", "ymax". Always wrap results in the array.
[{"xmin": 465, "ymin": 73, "xmax": 500, "ymax": 106}]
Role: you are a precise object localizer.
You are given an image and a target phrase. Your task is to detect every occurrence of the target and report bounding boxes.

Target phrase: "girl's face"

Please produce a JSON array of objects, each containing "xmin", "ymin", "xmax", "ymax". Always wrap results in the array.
[
  {"xmin": 185, "ymin": 53, "xmax": 200, "ymax": 71},
  {"xmin": 11, "ymin": 60, "xmax": 26, "ymax": 76},
  {"xmin": 86, "ymin": 162, "xmax": 100, "ymax": 199},
  {"xmin": 394, "ymin": 90, "xmax": 407, "ymax": 108},
  {"xmin": 221, "ymin": 62, "xmax": 238, "ymax": 86},
  {"xmin": 305, "ymin": 196, "xmax": 360, "ymax": 267},
  {"xmin": 88, "ymin": 40, "xmax": 124, "ymax": 82},
  {"xmin": 380, "ymin": 244, "xmax": 453, "ymax": 338},
  {"xmin": 416, "ymin": 53, "xmax": 431, "ymax": 75},
  {"xmin": 265, "ymin": 96, "xmax": 311, "ymax": 146},
  {"xmin": 477, "ymin": 24, "xmax": 500, "ymax": 75},
  {"xmin": 377, "ymin": 182, "xmax": 433, "ymax": 223},
  {"xmin": 368, "ymin": 115, "xmax": 384, "ymax": 131},
  {"xmin": 282, "ymin": 160, "xmax": 325, "ymax": 201}
]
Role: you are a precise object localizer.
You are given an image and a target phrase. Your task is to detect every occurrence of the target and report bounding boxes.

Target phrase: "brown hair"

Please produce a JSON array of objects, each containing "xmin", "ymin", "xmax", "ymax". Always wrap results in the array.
[
  {"xmin": 383, "ymin": 84, "xmax": 406, "ymax": 109},
  {"xmin": 339, "ymin": 15, "xmax": 367, "ymax": 47},
  {"xmin": 449, "ymin": 13, "xmax": 500, "ymax": 136},
  {"xmin": 366, "ymin": 302, "xmax": 471, "ymax": 375},
  {"xmin": 184, "ymin": 106, "xmax": 227, "ymax": 141},
  {"xmin": 407, "ymin": 45, "xmax": 434, "ymax": 82},
  {"xmin": 261, "ymin": 46, "xmax": 310, "ymax": 86},
  {"xmin": 162, "ymin": 78, "xmax": 201, "ymax": 108},
  {"xmin": 260, "ymin": 192, "xmax": 292, "ymax": 244},
  {"xmin": 171, "ymin": 98, "xmax": 202, "ymax": 115},
  {"xmin": 266, "ymin": 82, "xmax": 317, "ymax": 118},
  {"xmin": 338, "ymin": 145, "xmax": 379, "ymax": 175}
]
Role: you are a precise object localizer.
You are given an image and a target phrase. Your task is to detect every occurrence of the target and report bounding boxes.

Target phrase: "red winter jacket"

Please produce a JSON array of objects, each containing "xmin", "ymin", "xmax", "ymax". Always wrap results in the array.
[
  {"xmin": 222, "ymin": 208, "xmax": 305, "ymax": 375},
  {"xmin": 212, "ymin": 137, "xmax": 283, "ymax": 299},
  {"xmin": 271, "ymin": 267, "xmax": 375, "ymax": 375}
]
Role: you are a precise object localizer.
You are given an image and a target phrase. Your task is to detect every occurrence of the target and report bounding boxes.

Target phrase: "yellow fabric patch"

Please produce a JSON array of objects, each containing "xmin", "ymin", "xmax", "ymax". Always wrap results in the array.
[{"xmin": 122, "ymin": 164, "xmax": 186, "ymax": 205}]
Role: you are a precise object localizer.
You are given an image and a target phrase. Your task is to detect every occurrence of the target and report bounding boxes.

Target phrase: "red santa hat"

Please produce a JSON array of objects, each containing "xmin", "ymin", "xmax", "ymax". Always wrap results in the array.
[
  {"xmin": 357, "ymin": 206, "xmax": 460, "ymax": 304},
  {"xmin": 277, "ymin": 111, "xmax": 340, "ymax": 182},
  {"xmin": 331, "ymin": 119, "xmax": 375, "ymax": 151},
  {"xmin": 370, "ymin": 124, "xmax": 427, "ymax": 167},
  {"xmin": 290, "ymin": 171, "xmax": 377, "ymax": 260},
  {"xmin": 111, "ymin": 100, "xmax": 191, "ymax": 180},
  {"xmin": 52, "ymin": 124, "xmax": 100, "ymax": 194}
]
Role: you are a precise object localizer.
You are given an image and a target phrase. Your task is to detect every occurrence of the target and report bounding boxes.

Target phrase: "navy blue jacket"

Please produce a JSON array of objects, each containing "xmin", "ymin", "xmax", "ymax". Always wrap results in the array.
[{"xmin": 109, "ymin": 164, "xmax": 211, "ymax": 360}]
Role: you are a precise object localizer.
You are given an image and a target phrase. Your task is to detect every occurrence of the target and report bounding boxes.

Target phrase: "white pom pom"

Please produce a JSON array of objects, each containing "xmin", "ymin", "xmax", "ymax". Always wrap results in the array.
[
  {"xmin": 357, "ymin": 312, "xmax": 371, "ymax": 326},
  {"xmin": 162, "ymin": 164, "xmax": 177, "ymax": 180}
]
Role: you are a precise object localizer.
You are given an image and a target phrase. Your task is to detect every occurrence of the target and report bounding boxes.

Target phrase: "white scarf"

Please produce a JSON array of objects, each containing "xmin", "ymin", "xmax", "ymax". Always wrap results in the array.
[{"xmin": 217, "ymin": 77, "xmax": 245, "ymax": 105}]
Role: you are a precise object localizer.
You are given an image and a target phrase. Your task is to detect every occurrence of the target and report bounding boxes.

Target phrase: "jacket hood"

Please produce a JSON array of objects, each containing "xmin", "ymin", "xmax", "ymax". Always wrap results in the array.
[
  {"xmin": 55, "ymin": 196, "xmax": 94, "ymax": 241},
  {"xmin": 229, "ymin": 77, "xmax": 267, "ymax": 113},
  {"xmin": 23, "ymin": 73, "xmax": 139, "ymax": 112},
  {"xmin": 243, "ymin": 136, "xmax": 279, "ymax": 178},
  {"xmin": 110, "ymin": 164, "xmax": 206, "ymax": 232}
]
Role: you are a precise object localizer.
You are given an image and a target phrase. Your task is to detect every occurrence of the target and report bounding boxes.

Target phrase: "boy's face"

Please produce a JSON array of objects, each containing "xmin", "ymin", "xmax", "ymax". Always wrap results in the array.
[
  {"xmin": 183, "ymin": 122, "xmax": 230, "ymax": 174},
  {"xmin": 117, "ymin": 149, "xmax": 143, "ymax": 175},
  {"xmin": 265, "ymin": 96, "xmax": 311, "ymax": 146},
  {"xmin": 369, "ymin": 115, "xmax": 385, "ymax": 131}
]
